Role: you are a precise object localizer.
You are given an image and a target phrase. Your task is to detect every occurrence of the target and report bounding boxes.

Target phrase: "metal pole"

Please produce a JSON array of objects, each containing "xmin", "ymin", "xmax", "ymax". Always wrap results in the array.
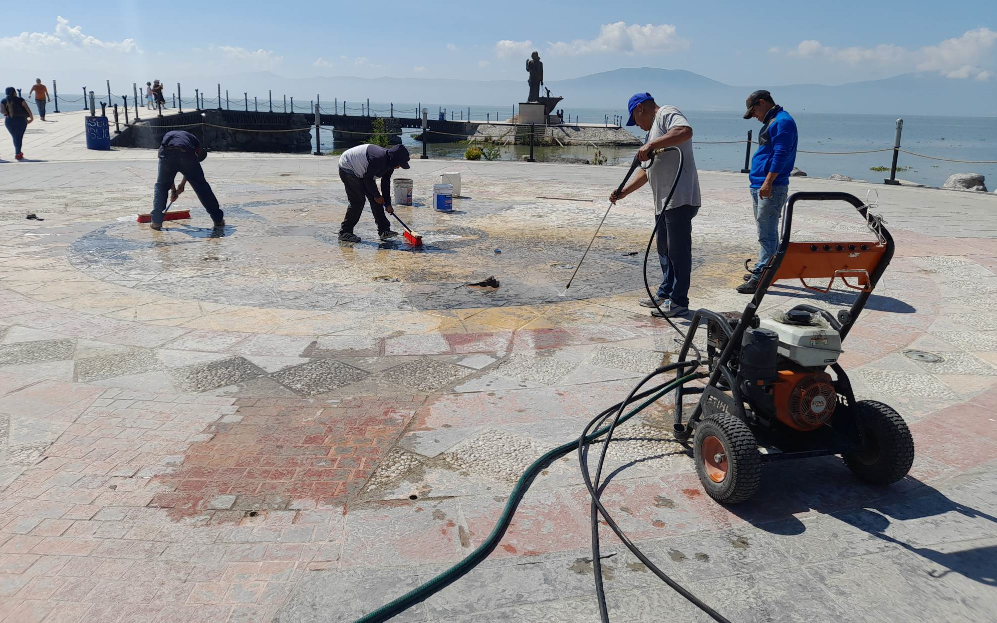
[
  {"xmin": 226, "ymin": 90, "xmax": 229, "ymax": 110},
  {"xmin": 53, "ymin": 80, "xmax": 60, "ymax": 113},
  {"xmin": 172, "ymin": 93, "xmax": 176, "ymax": 108},
  {"xmin": 317, "ymin": 94, "xmax": 321, "ymax": 115},
  {"xmin": 527, "ymin": 123, "xmax": 536, "ymax": 162},
  {"xmin": 177, "ymin": 83, "xmax": 182, "ymax": 112},
  {"xmin": 123, "ymin": 96, "xmax": 129, "ymax": 125},
  {"xmin": 740, "ymin": 130, "xmax": 752, "ymax": 174},
  {"xmin": 487, "ymin": 113, "xmax": 490, "ymax": 123},
  {"xmin": 218, "ymin": 84, "xmax": 222, "ymax": 110},
  {"xmin": 113, "ymin": 104, "xmax": 120, "ymax": 133},
  {"xmin": 367, "ymin": 98, "xmax": 370, "ymax": 117},
  {"xmin": 314, "ymin": 94, "xmax": 322, "ymax": 156},
  {"xmin": 290, "ymin": 96, "xmax": 294, "ymax": 112},
  {"xmin": 245, "ymin": 93, "xmax": 248, "ymax": 111},
  {"xmin": 283, "ymin": 94, "xmax": 286, "ymax": 113},
  {"xmin": 89, "ymin": 91, "xmax": 95, "ymax": 116},
  {"xmin": 195, "ymin": 89, "xmax": 200, "ymax": 110},
  {"xmin": 344, "ymin": 101, "xmax": 346, "ymax": 116},
  {"xmin": 468, "ymin": 106, "xmax": 470, "ymax": 122},
  {"xmin": 254, "ymin": 97, "xmax": 258, "ymax": 112},
  {"xmin": 334, "ymin": 98, "xmax": 337, "ymax": 114},
  {"xmin": 884, "ymin": 118, "xmax": 903, "ymax": 185},
  {"xmin": 390, "ymin": 102, "xmax": 393, "ymax": 118},
  {"xmin": 269, "ymin": 90, "xmax": 273, "ymax": 113},
  {"xmin": 83, "ymin": 87, "xmax": 88, "ymax": 110},
  {"xmin": 421, "ymin": 107, "xmax": 428, "ymax": 159},
  {"xmin": 132, "ymin": 83, "xmax": 140, "ymax": 121},
  {"xmin": 107, "ymin": 80, "xmax": 111, "ymax": 105}
]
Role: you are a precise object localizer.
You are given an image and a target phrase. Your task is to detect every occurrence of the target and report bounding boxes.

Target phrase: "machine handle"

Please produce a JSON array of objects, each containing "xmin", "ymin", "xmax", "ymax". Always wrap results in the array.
[{"xmin": 798, "ymin": 269, "xmax": 872, "ymax": 294}]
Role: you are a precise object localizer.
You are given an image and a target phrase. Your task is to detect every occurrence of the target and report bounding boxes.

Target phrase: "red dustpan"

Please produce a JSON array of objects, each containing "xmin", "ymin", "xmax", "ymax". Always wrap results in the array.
[{"xmin": 137, "ymin": 199, "xmax": 191, "ymax": 223}]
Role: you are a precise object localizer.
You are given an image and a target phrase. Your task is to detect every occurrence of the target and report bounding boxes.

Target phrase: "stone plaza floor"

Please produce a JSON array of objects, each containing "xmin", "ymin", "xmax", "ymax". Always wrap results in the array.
[{"xmin": 0, "ymin": 146, "xmax": 996, "ymax": 622}]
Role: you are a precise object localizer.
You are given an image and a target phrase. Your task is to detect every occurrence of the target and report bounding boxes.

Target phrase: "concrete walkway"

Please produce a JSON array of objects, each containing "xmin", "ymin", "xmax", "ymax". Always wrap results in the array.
[{"xmin": 0, "ymin": 153, "xmax": 995, "ymax": 622}]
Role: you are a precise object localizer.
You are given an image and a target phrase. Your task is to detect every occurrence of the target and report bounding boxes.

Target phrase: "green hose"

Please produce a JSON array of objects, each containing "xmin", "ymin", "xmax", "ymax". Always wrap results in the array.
[{"xmin": 353, "ymin": 372, "xmax": 699, "ymax": 623}]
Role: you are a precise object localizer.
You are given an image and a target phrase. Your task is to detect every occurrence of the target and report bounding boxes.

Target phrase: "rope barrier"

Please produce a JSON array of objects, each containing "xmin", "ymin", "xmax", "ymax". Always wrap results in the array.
[{"xmin": 898, "ymin": 149, "xmax": 997, "ymax": 164}]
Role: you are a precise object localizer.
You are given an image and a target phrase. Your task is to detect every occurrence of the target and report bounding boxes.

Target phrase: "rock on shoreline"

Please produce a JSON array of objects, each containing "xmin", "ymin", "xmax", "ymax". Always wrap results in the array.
[{"xmin": 944, "ymin": 173, "xmax": 988, "ymax": 192}]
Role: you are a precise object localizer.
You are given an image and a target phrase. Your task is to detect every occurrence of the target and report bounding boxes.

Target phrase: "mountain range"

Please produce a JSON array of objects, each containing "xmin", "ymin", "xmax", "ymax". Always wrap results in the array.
[{"xmin": 198, "ymin": 67, "xmax": 995, "ymax": 117}]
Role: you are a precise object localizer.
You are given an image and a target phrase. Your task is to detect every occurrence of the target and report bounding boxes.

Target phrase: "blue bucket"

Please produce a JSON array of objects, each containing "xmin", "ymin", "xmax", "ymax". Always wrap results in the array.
[{"xmin": 433, "ymin": 184, "xmax": 453, "ymax": 212}]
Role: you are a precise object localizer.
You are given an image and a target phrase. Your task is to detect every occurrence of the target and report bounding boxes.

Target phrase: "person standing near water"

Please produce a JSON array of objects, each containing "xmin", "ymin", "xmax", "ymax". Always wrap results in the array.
[
  {"xmin": 737, "ymin": 89, "xmax": 798, "ymax": 294},
  {"xmin": 28, "ymin": 80, "xmax": 50, "ymax": 121},
  {"xmin": 146, "ymin": 82, "xmax": 154, "ymax": 109},
  {"xmin": 609, "ymin": 93, "xmax": 701, "ymax": 318},
  {"xmin": 1, "ymin": 87, "xmax": 34, "ymax": 160},
  {"xmin": 336, "ymin": 144, "xmax": 411, "ymax": 243}
]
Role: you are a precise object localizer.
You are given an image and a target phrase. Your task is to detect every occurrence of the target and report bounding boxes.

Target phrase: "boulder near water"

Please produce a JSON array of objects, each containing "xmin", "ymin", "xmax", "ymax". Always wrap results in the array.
[
  {"xmin": 791, "ymin": 167, "xmax": 807, "ymax": 177},
  {"xmin": 829, "ymin": 173, "xmax": 853, "ymax": 181},
  {"xmin": 943, "ymin": 173, "xmax": 987, "ymax": 192}
]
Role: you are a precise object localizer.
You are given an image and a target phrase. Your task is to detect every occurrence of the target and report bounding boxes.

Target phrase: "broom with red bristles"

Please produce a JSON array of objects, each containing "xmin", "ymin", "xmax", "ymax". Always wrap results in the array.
[
  {"xmin": 136, "ymin": 198, "xmax": 191, "ymax": 224},
  {"xmin": 388, "ymin": 212, "xmax": 422, "ymax": 247}
]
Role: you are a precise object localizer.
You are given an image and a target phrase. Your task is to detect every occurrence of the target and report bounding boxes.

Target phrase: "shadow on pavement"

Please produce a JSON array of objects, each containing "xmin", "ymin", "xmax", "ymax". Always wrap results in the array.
[{"xmin": 766, "ymin": 282, "xmax": 916, "ymax": 313}]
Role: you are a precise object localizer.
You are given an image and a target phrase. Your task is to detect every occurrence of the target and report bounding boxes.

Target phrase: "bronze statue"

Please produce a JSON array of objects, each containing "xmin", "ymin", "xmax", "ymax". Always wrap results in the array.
[{"xmin": 526, "ymin": 51, "xmax": 543, "ymax": 102}]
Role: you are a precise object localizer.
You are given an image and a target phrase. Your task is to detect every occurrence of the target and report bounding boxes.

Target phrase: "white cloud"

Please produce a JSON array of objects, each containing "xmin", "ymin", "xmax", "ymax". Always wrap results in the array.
[
  {"xmin": 545, "ymin": 22, "xmax": 688, "ymax": 56},
  {"xmin": 478, "ymin": 60, "xmax": 490, "ymax": 68},
  {"xmin": 495, "ymin": 39, "xmax": 533, "ymax": 59},
  {"xmin": 313, "ymin": 57, "xmax": 333, "ymax": 68},
  {"xmin": 353, "ymin": 56, "xmax": 382, "ymax": 70},
  {"xmin": 787, "ymin": 28, "xmax": 996, "ymax": 80},
  {"xmin": 0, "ymin": 16, "xmax": 140, "ymax": 54},
  {"xmin": 211, "ymin": 45, "xmax": 283, "ymax": 71},
  {"xmin": 413, "ymin": 66, "xmax": 427, "ymax": 73},
  {"xmin": 916, "ymin": 28, "xmax": 996, "ymax": 79},
  {"xmin": 976, "ymin": 70, "xmax": 994, "ymax": 82},
  {"xmin": 768, "ymin": 47, "xmax": 780, "ymax": 54},
  {"xmin": 446, "ymin": 43, "xmax": 457, "ymax": 51}
]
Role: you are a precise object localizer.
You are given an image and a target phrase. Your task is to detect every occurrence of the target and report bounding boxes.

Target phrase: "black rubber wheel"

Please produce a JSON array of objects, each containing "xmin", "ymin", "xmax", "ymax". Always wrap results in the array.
[
  {"xmin": 693, "ymin": 413, "xmax": 761, "ymax": 504},
  {"xmin": 843, "ymin": 400, "xmax": 914, "ymax": 485}
]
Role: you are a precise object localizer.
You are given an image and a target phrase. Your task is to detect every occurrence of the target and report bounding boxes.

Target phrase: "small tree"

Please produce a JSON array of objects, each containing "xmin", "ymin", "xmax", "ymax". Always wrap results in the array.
[
  {"xmin": 465, "ymin": 146, "xmax": 483, "ymax": 160},
  {"xmin": 367, "ymin": 116, "xmax": 390, "ymax": 148},
  {"xmin": 481, "ymin": 143, "xmax": 501, "ymax": 161}
]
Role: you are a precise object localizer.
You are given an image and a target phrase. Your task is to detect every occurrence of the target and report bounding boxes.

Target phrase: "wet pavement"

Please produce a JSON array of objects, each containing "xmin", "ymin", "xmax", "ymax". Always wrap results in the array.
[{"xmin": 0, "ymin": 155, "xmax": 996, "ymax": 622}]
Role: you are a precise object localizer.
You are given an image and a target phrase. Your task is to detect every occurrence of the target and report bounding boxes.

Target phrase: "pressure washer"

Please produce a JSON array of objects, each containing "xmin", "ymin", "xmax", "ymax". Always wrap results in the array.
[{"xmin": 354, "ymin": 146, "xmax": 914, "ymax": 622}]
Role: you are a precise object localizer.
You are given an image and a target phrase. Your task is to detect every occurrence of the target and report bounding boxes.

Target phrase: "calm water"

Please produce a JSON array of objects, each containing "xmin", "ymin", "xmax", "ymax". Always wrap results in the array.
[{"xmin": 313, "ymin": 106, "xmax": 996, "ymax": 188}]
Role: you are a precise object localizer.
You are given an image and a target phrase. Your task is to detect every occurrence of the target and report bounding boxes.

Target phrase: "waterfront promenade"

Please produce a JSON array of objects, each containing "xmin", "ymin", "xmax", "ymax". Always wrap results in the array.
[{"xmin": 0, "ymin": 122, "xmax": 995, "ymax": 622}]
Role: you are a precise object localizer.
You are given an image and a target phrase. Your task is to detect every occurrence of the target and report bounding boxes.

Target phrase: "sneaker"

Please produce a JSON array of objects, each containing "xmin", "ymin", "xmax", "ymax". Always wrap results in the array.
[
  {"xmin": 339, "ymin": 232, "xmax": 361, "ymax": 243},
  {"xmin": 652, "ymin": 304, "xmax": 689, "ymax": 318},
  {"xmin": 150, "ymin": 223, "xmax": 163, "ymax": 231},
  {"xmin": 15, "ymin": 153, "xmax": 24, "ymax": 161},
  {"xmin": 379, "ymin": 230, "xmax": 399, "ymax": 241},
  {"xmin": 736, "ymin": 277, "xmax": 759, "ymax": 294},
  {"xmin": 639, "ymin": 295, "xmax": 670, "ymax": 308},
  {"xmin": 212, "ymin": 220, "xmax": 225, "ymax": 229}
]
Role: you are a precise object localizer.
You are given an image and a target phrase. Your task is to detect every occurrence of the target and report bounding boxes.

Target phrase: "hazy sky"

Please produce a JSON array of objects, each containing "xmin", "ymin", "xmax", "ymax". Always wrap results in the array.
[{"xmin": 1, "ymin": 0, "xmax": 994, "ymax": 87}]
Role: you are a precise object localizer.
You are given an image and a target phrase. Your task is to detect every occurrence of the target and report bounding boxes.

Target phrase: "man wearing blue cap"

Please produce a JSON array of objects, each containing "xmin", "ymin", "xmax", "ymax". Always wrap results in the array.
[{"xmin": 610, "ymin": 93, "xmax": 701, "ymax": 318}]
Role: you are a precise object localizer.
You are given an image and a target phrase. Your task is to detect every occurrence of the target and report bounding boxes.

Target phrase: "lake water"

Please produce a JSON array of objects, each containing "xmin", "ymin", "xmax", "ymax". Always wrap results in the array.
[{"xmin": 313, "ymin": 107, "xmax": 996, "ymax": 188}]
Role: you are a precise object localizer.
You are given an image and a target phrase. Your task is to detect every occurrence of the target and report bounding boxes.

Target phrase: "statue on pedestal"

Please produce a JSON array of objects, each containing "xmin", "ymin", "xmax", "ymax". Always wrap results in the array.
[{"xmin": 526, "ymin": 51, "xmax": 543, "ymax": 102}]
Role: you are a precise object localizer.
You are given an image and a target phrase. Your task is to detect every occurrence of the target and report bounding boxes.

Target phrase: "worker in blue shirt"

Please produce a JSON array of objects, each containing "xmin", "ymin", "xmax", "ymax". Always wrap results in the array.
[{"xmin": 738, "ymin": 90, "xmax": 798, "ymax": 294}]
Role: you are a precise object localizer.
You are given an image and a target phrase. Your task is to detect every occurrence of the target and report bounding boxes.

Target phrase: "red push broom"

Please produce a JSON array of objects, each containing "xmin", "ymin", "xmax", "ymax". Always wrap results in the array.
[
  {"xmin": 136, "ymin": 199, "xmax": 191, "ymax": 224},
  {"xmin": 388, "ymin": 212, "xmax": 422, "ymax": 246}
]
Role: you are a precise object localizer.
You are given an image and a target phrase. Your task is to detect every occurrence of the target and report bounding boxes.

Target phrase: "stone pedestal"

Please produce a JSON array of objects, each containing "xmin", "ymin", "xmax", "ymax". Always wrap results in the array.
[{"xmin": 518, "ymin": 103, "xmax": 546, "ymax": 125}]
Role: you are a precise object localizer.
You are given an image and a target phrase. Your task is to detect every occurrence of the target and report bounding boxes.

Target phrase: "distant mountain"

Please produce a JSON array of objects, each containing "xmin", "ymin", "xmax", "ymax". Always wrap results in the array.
[{"xmin": 73, "ymin": 67, "xmax": 995, "ymax": 117}]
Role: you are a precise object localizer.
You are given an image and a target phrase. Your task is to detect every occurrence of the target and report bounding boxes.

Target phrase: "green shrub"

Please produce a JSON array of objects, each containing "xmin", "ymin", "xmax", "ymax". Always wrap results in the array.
[
  {"xmin": 591, "ymin": 149, "xmax": 607, "ymax": 165},
  {"xmin": 481, "ymin": 144, "xmax": 501, "ymax": 161},
  {"xmin": 367, "ymin": 116, "xmax": 390, "ymax": 148},
  {"xmin": 465, "ymin": 146, "xmax": 483, "ymax": 160}
]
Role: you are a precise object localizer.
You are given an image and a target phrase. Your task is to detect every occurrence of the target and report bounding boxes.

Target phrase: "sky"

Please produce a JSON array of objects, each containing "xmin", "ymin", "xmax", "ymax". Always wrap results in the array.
[{"xmin": 1, "ymin": 0, "xmax": 995, "ymax": 89}]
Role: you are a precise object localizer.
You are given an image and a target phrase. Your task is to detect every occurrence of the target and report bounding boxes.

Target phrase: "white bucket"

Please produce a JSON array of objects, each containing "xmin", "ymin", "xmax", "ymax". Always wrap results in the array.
[
  {"xmin": 393, "ymin": 178, "xmax": 413, "ymax": 206},
  {"xmin": 433, "ymin": 183, "xmax": 453, "ymax": 212},
  {"xmin": 440, "ymin": 172, "xmax": 461, "ymax": 198}
]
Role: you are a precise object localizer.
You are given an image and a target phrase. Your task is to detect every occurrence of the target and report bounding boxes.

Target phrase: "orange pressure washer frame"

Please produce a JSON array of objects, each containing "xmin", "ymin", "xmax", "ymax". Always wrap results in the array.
[{"xmin": 671, "ymin": 192, "xmax": 894, "ymax": 460}]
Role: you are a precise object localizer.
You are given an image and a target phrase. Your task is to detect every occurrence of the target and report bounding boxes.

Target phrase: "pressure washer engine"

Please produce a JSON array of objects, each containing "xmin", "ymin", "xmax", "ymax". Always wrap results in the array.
[{"xmin": 673, "ymin": 191, "xmax": 915, "ymax": 504}]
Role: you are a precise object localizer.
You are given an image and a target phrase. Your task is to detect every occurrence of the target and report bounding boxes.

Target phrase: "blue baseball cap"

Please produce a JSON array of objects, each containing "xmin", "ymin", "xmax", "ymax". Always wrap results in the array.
[{"xmin": 626, "ymin": 92, "xmax": 653, "ymax": 126}]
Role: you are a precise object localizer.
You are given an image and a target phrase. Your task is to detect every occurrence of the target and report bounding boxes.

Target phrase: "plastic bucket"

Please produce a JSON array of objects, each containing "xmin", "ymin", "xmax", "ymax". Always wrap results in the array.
[
  {"xmin": 393, "ymin": 178, "xmax": 413, "ymax": 206},
  {"xmin": 433, "ymin": 183, "xmax": 453, "ymax": 212},
  {"xmin": 440, "ymin": 172, "xmax": 461, "ymax": 198}
]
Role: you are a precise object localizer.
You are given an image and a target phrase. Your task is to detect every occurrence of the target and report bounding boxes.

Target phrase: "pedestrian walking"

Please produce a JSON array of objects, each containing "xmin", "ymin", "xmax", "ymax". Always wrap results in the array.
[
  {"xmin": 1, "ymin": 86, "xmax": 34, "ymax": 160},
  {"xmin": 151, "ymin": 130, "xmax": 224, "ymax": 231},
  {"xmin": 737, "ymin": 89, "xmax": 798, "ymax": 294},
  {"xmin": 609, "ymin": 93, "xmax": 701, "ymax": 318},
  {"xmin": 152, "ymin": 81, "xmax": 165, "ymax": 108},
  {"xmin": 336, "ymin": 144, "xmax": 411, "ymax": 243},
  {"xmin": 27, "ymin": 79, "xmax": 50, "ymax": 121},
  {"xmin": 146, "ymin": 82, "xmax": 154, "ymax": 109}
]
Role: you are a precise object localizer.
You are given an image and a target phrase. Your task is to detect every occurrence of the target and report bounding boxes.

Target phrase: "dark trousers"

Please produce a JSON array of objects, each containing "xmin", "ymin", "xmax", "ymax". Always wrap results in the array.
[
  {"xmin": 5, "ymin": 117, "xmax": 26, "ymax": 155},
  {"xmin": 654, "ymin": 205, "xmax": 699, "ymax": 308},
  {"xmin": 35, "ymin": 99, "xmax": 46, "ymax": 119},
  {"xmin": 153, "ymin": 153, "xmax": 223, "ymax": 226},
  {"xmin": 339, "ymin": 167, "xmax": 390, "ymax": 234}
]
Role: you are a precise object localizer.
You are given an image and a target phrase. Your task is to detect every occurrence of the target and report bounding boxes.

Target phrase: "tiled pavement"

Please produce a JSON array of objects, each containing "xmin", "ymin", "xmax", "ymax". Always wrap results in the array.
[{"xmin": 0, "ymin": 152, "xmax": 996, "ymax": 622}]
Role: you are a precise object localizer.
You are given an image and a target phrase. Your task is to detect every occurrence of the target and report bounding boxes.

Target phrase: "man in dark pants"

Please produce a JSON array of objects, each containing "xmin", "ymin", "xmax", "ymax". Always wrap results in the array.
[
  {"xmin": 610, "ymin": 93, "xmax": 701, "ymax": 318},
  {"xmin": 152, "ymin": 130, "xmax": 224, "ymax": 231},
  {"xmin": 337, "ymin": 144, "xmax": 410, "ymax": 243}
]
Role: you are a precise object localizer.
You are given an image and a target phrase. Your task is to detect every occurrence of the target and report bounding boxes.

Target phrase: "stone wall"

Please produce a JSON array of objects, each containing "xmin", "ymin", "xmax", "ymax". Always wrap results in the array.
[{"xmin": 113, "ymin": 110, "xmax": 312, "ymax": 153}]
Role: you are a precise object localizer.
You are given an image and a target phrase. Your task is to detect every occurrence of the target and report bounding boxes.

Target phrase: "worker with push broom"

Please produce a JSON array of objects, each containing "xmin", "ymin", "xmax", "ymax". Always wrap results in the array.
[
  {"xmin": 150, "ymin": 130, "xmax": 224, "ymax": 231},
  {"xmin": 337, "ymin": 144, "xmax": 410, "ymax": 243}
]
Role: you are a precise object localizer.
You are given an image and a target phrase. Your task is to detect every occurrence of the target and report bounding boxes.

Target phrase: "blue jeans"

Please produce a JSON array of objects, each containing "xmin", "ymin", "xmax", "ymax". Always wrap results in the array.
[
  {"xmin": 35, "ymin": 99, "xmax": 46, "ymax": 119},
  {"xmin": 5, "ymin": 117, "xmax": 26, "ymax": 155},
  {"xmin": 153, "ymin": 153, "xmax": 223, "ymax": 226},
  {"xmin": 750, "ymin": 184, "xmax": 789, "ymax": 274},
  {"xmin": 655, "ymin": 205, "xmax": 699, "ymax": 308}
]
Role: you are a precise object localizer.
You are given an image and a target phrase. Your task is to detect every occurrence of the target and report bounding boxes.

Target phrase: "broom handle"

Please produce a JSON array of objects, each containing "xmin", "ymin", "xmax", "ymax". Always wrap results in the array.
[{"xmin": 389, "ymin": 211, "xmax": 413, "ymax": 233}]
